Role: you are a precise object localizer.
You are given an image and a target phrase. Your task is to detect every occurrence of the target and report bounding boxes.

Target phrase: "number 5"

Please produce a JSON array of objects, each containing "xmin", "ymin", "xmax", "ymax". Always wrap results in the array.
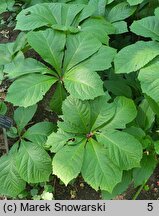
[{"xmin": 147, "ymin": 203, "xmax": 153, "ymax": 211}]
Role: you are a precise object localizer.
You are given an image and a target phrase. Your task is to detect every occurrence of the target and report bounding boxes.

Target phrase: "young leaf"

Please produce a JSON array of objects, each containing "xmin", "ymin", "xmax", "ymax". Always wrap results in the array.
[
  {"xmin": 27, "ymin": 29, "xmax": 66, "ymax": 74},
  {"xmin": 130, "ymin": 16, "xmax": 159, "ymax": 41},
  {"xmin": 0, "ymin": 145, "xmax": 26, "ymax": 197},
  {"xmin": 52, "ymin": 140, "xmax": 85, "ymax": 185},
  {"xmin": 97, "ymin": 130, "xmax": 143, "ymax": 170},
  {"xmin": 14, "ymin": 105, "xmax": 37, "ymax": 134},
  {"xmin": 81, "ymin": 139, "xmax": 122, "ymax": 192},
  {"xmin": 23, "ymin": 122, "xmax": 56, "ymax": 146},
  {"xmin": 133, "ymin": 154, "xmax": 157, "ymax": 187},
  {"xmin": 114, "ymin": 41, "xmax": 159, "ymax": 74},
  {"xmin": 16, "ymin": 141, "xmax": 52, "ymax": 183},
  {"xmin": 6, "ymin": 74, "xmax": 57, "ymax": 107}
]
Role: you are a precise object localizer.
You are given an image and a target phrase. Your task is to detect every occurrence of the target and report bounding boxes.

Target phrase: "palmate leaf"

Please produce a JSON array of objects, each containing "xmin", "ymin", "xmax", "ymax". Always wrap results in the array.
[
  {"xmin": 138, "ymin": 62, "xmax": 159, "ymax": 103},
  {"xmin": 27, "ymin": 29, "xmax": 66, "ymax": 74},
  {"xmin": 50, "ymin": 95, "xmax": 142, "ymax": 192},
  {"xmin": 16, "ymin": 141, "xmax": 52, "ymax": 183},
  {"xmin": 130, "ymin": 16, "xmax": 159, "ymax": 41},
  {"xmin": 14, "ymin": 105, "xmax": 37, "ymax": 134},
  {"xmin": 52, "ymin": 140, "xmax": 85, "ymax": 185},
  {"xmin": 97, "ymin": 130, "xmax": 143, "ymax": 170},
  {"xmin": 6, "ymin": 74, "xmax": 57, "ymax": 107},
  {"xmin": 114, "ymin": 41, "xmax": 159, "ymax": 74},
  {"xmin": 0, "ymin": 145, "xmax": 26, "ymax": 197},
  {"xmin": 81, "ymin": 139, "xmax": 122, "ymax": 192}
]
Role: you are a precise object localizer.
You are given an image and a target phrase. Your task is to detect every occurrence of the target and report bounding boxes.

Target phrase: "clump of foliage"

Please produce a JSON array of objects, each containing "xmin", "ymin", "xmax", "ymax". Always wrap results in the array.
[{"xmin": 0, "ymin": 0, "xmax": 159, "ymax": 200}]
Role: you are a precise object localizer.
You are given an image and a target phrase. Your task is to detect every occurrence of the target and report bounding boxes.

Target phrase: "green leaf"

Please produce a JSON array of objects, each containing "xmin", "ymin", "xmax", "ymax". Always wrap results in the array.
[
  {"xmin": 113, "ymin": 21, "xmax": 128, "ymax": 34},
  {"xmin": 130, "ymin": 16, "xmax": 159, "ymax": 41},
  {"xmin": 64, "ymin": 66, "xmax": 104, "ymax": 100},
  {"xmin": 103, "ymin": 96, "xmax": 137, "ymax": 130},
  {"xmin": 16, "ymin": 141, "xmax": 52, "ymax": 183},
  {"xmin": 14, "ymin": 105, "xmax": 37, "ymax": 134},
  {"xmin": 0, "ymin": 0, "xmax": 15, "ymax": 14},
  {"xmin": 27, "ymin": 29, "xmax": 66, "ymax": 73},
  {"xmin": 16, "ymin": 3, "xmax": 92, "ymax": 32},
  {"xmin": 90, "ymin": 95, "xmax": 115, "ymax": 131},
  {"xmin": 0, "ymin": 43, "xmax": 14, "ymax": 66},
  {"xmin": 6, "ymin": 74, "xmax": 57, "ymax": 107},
  {"xmin": 139, "ymin": 62, "xmax": 159, "ymax": 103},
  {"xmin": 127, "ymin": 0, "xmax": 144, "ymax": 5},
  {"xmin": 76, "ymin": 45, "xmax": 116, "ymax": 71},
  {"xmin": 114, "ymin": 41, "xmax": 159, "ymax": 74},
  {"xmin": 135, "ymin": 99, "xmax": 155, "ymax": 130},
  {"xmin": 64, "ymin": 32, "xmax": 101, "ymax": 71},
  {"xmin": 0, "ymin": 102, "xmax": 7, "ymax": 115},
  {"xmin": 154, "ymin": 141, "xmax": 159, "ymax": 154},
  {"xmin": 107, "ymin": 2, "xmax": 136, "ymax": 23},
  {"xmin": 16, "ymin": 3, "xmax": 57, "ymax": 30},
  {"xmin": 81, "ymin": 18, "xmax": 115, "ymax": 44},
  {"xmin": 0, "ymin": 147, "xmax": 26, "ymax": 197},
  {"xmin": 46, "ymin": 129, "xmax": 72, "ymax": 153},
  {"xmin": 133, "ymin": 154, "xmax": 157, "ymax": 187},
  {"xmin": 49, "ymin": 82, "xmax": 67, "ymax": 114},
  {"xmin": 105, "ymin": 80, "xmax": 132, "ymax": 98},
  {"xmin": 102, "ymin": 171, "xmax": 132, "ymax": 200},
  {"xmin": 97, "ymin": 130, "xmax": 143, "ymax": 170},
  {"xmin": 62, "ymin": 96, "xmax": 91, "ymax": 133},
  {"xmin": 81, "ymin": 139, "xmax": 122, "ymax": 192},
  {"xmin": 5, "ymin": 58, "xmax": 52, "ymax": 79},
  {"xmin": 23, "ymin": 122, "xmax": 56, "ymax": 146},
  {"xmin": 52, "ymin": 140, "xmax": 85, "ymax": 185},
  {"xmin": 88, "ymin": 0, "xmax": 107, "ymax": 16}
]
